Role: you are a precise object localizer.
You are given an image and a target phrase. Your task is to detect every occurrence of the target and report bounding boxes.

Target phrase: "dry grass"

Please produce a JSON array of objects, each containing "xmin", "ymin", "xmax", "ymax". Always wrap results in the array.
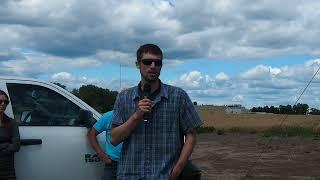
[{"xmin": 197, "ymin": 106, "xmax": 320, "ymax": 132}]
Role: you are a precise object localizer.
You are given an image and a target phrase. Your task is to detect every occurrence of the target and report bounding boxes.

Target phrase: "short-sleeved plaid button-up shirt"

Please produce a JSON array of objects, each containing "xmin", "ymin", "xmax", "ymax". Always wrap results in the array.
[{"xmin": 112, "ymin": 82, "xmax": 203, "ymax": 180}]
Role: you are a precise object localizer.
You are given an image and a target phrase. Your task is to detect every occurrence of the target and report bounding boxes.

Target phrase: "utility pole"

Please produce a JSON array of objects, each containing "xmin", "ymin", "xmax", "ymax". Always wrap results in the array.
[{"xmin": 120, "ymin": 64, "xmax": 122, "ymax": 90}]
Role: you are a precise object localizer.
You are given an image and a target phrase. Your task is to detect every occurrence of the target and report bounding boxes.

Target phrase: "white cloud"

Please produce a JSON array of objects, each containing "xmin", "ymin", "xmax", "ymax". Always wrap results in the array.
[
  {"xmin": 51, "ymin": 72, "xmax": 121, "ymax": 90},
  {"xmin": 170, "ymin": 59, "xmax": 320, "ymax": 108},
  {"xmin": 241, "ymin": 65, "xmax": 282, "ymax": 80},
  {"xmin": 1, "ymin": 0, "xmax": 320, "ymax": 62},
  {"xmin": 35, "ymin": 58, "xmax": 320, "ymax": 108},
  {"xmin": 95, "ymin": 50, "xmax": 134, "ymax": 66},
  {"xmin": 179, "ymin": 71, "xmax": 213, "ymax": 89},
  {"xmin": 215, "ymin": 72, "xmax": 229, "ymax": 81},
  {"xmin": 1, "ymin": 0, "xmax": 320, "ymax": 108},
  {"xmin": 0, "ymin": 51, "xmax": 101, "ymax": 77},
  {"xmin": 232, "ymin": 95, "xmax": 244, "ymax": 102},
  {"xmin": 305, "ymin": 59, "xmax": 320, "ymax": 67},
  {"xmin": 52, "ymin": 72, "xmax": 73, "ymax": 81}
]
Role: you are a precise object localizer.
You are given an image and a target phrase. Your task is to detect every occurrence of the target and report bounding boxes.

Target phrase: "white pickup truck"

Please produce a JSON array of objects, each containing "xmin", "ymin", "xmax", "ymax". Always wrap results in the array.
[{"xmin": 0, "ymin": 76, "xmax": 106, "ymax": 180}]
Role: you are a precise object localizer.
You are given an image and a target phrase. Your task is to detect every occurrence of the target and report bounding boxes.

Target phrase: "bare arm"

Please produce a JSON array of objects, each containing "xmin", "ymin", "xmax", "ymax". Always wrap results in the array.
[
  {"xmin": 110, "ymin": 98, "xmax": 152, "ymax": 146},
  {"xmin": 87, "ymin": 128, "xmax": 111, "ymax": 163},
  {"xmin": 171, "ymin": 129, "xmax": 197, "ymax": 180}
]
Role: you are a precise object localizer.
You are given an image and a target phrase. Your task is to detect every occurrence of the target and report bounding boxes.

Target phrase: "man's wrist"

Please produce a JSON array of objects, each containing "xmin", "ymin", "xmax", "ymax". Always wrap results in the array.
[
  {"xmin": 175, "ymin": 160, "xmax": 188, "ymax": 170},
  {"xmin": 96, "ymin": 150, "xmax": 105, "ymax": 156},
  {"xmin": 132, "ymin": 111, "xmax": 142, "ymax": 121}
]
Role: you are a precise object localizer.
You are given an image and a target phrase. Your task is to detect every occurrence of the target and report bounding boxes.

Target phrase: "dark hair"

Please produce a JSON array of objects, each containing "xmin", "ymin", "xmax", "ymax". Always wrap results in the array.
[
  {"xmin": 136, "ymin": 44, "xmax": 163, "ymax": 61},
  {"xmin": 0, "ymin": 90, "xmax": 9, "ymax": 100},
  {"xmin": 0, "ymin": 90, "xmax": 10, "ymax": 126}
]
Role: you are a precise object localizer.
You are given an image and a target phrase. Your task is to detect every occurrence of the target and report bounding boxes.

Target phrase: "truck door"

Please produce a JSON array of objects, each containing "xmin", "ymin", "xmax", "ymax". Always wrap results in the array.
[{"xmin": 6, "ymin": 83, "xmax": 105, "ymax": 180}]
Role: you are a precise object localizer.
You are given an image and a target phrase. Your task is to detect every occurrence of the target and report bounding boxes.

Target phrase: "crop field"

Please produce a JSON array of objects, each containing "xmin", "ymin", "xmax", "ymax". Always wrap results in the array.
[
  {"xmin": 192, "ymin": 106, "xmax": 320, "ymax": 179},
  {"xmin": 197, "ymin": 106, "xmax": 320, "ymax": 132}
]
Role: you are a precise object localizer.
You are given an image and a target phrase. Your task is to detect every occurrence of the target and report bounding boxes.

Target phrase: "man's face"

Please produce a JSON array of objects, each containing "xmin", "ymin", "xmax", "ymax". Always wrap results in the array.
[{"xmin": 136, "ymin": 53, "xmax": 162, "ymax": 83}]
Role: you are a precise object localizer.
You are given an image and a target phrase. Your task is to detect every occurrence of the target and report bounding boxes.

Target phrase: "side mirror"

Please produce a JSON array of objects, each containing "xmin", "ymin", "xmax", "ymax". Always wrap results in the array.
[{"xmin": 78, "ymin": 109, "xmax": 96, "ymax": 128}]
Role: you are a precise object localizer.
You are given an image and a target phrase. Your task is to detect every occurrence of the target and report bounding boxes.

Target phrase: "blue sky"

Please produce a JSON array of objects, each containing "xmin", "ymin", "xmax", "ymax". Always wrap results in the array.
[
  {"xmin": 1, "ymin": 0, "xmax": 320, "ymax": 108},
  {"xmin": 67, "ymin": 54, "xmax": 311, "ymax": 85}
]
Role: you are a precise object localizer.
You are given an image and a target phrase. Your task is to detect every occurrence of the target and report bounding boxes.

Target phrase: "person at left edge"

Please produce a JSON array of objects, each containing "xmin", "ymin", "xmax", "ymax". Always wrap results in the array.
[
  {"xmin": 88, "ymin": 111, "xmax": 122, "ymax": 180},
  {"xmin": 0, "ymin": 90, "xmax": 20, "ymax": 180}
]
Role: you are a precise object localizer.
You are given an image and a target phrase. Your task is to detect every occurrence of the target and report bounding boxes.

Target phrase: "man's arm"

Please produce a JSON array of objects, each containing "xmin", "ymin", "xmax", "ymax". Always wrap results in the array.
[
  {"xmin": 110, "ymin": 98, "xmax": 152, "ymax": 146},
  {"xmin": 171, "ymin": 129, "xmax": 197, "ymax": 180},
  {"xmin": 87, "ymin": 128, "xmax": 111, "ymax": 164}
]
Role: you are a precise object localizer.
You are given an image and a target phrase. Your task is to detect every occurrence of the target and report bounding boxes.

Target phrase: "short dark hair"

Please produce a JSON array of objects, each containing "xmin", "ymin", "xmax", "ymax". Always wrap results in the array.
[
  {"xmin": 136, "ymin": 44, "xmax": 163, "ymax": 61},
  {"xmin": 0, "ymin": 90, "xmax": 9, "ymax": 100}
]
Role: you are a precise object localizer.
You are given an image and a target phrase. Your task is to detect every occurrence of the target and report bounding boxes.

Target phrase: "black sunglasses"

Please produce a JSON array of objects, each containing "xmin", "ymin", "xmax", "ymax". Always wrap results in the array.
[
  {"xmin": 0, "ymin": 100, "xmax": 9, "ymax": 105},
  {"xmin": 140, "ymin": 59, "xmax": 162, "ymax": 67}
]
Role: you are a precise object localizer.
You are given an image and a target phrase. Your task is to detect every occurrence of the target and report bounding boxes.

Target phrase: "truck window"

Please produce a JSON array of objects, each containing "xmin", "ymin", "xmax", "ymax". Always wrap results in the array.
[{"xmin": 7, "ymin": 83, "xmax": 82, "ymax": 126}]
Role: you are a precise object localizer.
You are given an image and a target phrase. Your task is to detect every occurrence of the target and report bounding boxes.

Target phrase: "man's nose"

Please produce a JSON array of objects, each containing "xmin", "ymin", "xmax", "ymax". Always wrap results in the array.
[{"xmin": 150, "ymin": 62, "xmax": 156, "ymax": 68}]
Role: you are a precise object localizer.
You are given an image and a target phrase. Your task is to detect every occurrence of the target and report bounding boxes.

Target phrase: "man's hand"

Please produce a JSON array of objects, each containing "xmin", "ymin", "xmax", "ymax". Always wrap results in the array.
[
  {"xmin": 170, "ymin": 163, "xmax": 184, "ymax": 180},
  {"xmin": 97, "ymin": 151, "xmax": 112, "ymax": 164},
  {"xmin": 171, "ymin": 130, "xmax": 197, "ymax": 180},
  {"xmin": 135, "ymin": 97, "xmax": 153, "ymax": 120}
]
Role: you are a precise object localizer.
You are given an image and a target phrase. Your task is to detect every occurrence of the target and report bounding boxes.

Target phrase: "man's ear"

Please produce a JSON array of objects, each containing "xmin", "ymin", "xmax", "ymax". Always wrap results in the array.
[{"xmin": 135, "ymin": 61, "xmax": 140, "ymax": 69}]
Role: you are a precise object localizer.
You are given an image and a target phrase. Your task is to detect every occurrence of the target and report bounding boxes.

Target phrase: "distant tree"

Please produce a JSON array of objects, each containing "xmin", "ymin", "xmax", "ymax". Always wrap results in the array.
[
  {"xmin": 310, "ymin": 108, "xmax": 320, "ymax": 115},
  {"xmin": 293, "ymin": 104, "xmax": 298, "ymax": 114},
  {"xmin": 193, "ymin": 101, "xmax": 197, "ymax": 106},
  {"xmin": 251, "ymin": 107, "xmax": 257, "ymax": 112},
  {"xmin": 279, "ymin": 105, "xmax": 285, "ymax": 114},
  {"xmin": 257, "ymin": 106, "xmax": 263, "ymax": 112},
  {"xmin": 269, "ymin": 106, "xmax": 275, "ymax": 113},
  {"xmin": 72, "ymin": 85, "xmax": 118, "ymax": 113},
  {"xmin": 251, "ymin": 103, "xmax": 310, "ymax": 115},
  {"xmin": 293, "ymin": 103, "xmax": 309, "ymax": 114},
  {"xmin": 52, "ymin": 82, "xmax": 66, "ymax": 89},
  {"xmin": 301, "ymin": 103, "xmax": 309, "ymax": 114},
  {"xmin": 71, "ymin": 88, "xmax": 79, "ymax": 97},
  {"xmin": 252, "ymin": 106, "xmax": 259, "ymax": 112},
  {"xmin": 286, "ymin": 105, "xmax": 293, "ymax": 114}
]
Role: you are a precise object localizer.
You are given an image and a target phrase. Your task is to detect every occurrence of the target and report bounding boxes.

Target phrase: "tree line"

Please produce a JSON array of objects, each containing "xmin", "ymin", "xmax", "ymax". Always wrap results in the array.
[
  {"xmin": 250, "ymin": 103, "xmax": 320, "ymax": 115},
  {"xmin": 53, "ymin": 82, "xmax": 320, "ymax": 115},
  {"xmin": 53, "ymin": 83, "xmax": 118, "ymax": 113}
]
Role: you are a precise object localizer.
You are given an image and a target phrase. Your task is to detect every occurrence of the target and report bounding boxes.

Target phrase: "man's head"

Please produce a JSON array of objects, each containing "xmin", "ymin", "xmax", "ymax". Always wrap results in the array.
[{"xmin": 136, "ymin": 44, "xmax": 163, "ymax": 83}]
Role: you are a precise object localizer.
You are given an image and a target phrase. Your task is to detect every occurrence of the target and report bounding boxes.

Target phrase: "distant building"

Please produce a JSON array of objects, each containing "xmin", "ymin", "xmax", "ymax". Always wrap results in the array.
[{"xmin": 225, "ymin": 104, "xmax": 248, "ymax": 114}]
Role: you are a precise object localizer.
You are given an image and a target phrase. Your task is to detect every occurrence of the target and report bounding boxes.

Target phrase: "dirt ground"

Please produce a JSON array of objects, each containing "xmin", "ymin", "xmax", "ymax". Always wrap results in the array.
[{"xmin": 191, "ymin": 133, "xmax": 320, "ymax": 180}]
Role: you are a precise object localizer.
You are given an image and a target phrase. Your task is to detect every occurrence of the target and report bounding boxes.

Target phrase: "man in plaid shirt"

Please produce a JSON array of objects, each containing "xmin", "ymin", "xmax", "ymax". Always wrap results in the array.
[{"xmin": 111, "ymin": 44, "xmax": 203, "ymax": 180}]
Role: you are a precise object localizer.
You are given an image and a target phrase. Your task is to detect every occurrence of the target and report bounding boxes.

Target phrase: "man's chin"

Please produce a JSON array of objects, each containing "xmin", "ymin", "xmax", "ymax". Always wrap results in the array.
[{"xmin": 146, "ymin": 77, "xmax": 159, "ymax": 83}]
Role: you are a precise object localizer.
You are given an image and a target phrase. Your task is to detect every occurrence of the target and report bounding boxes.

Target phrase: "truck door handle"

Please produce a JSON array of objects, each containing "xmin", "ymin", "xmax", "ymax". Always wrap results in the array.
[{"xmin": 21, "ymin": 139, "xmax": 42, "ymax": 146}]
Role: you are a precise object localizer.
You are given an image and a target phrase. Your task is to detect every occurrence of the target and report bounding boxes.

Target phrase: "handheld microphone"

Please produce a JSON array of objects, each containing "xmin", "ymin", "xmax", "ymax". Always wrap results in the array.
[{"xmin": 142, "ymin": 83, "xmax": 151, "ymax": 122}]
